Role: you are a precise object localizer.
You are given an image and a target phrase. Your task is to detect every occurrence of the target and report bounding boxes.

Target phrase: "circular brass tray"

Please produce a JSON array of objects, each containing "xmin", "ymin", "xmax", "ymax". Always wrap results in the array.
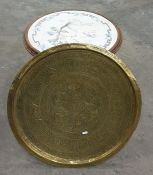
[{"xmin": 8, "ymin": 44, "xmax": 141, "ymax": 166}]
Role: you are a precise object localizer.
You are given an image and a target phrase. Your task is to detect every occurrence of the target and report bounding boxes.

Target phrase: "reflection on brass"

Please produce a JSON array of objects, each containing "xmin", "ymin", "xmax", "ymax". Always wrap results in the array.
[{"xmin": 7, "ymin": 44, "xmax": 141, "ymax": 166}]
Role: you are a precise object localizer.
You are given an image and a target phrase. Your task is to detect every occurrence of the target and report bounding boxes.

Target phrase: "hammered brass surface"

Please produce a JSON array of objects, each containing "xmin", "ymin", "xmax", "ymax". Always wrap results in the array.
[{"xmin": 7, "ymin": 44, "xmax": 141, "ymax": 166}]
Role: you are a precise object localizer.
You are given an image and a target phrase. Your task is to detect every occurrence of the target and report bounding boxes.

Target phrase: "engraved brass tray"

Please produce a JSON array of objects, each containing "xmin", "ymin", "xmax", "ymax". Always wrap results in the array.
[{"xmin": 7, "ymin": 44, "xmax": 141, "ymax": 166}]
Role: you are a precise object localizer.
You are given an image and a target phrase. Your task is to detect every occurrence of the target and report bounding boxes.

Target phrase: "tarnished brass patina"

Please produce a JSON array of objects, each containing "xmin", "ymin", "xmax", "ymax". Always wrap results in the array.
[{"xmin": 7, "ymin": 44, "xmax": 141, "ymax": 166}]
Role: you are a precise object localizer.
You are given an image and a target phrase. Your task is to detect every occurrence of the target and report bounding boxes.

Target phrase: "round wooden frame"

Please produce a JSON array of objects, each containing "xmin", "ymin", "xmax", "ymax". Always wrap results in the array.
[{"xmin": 23, "ymin": 11, "xmax": 123, "ymax": 55}]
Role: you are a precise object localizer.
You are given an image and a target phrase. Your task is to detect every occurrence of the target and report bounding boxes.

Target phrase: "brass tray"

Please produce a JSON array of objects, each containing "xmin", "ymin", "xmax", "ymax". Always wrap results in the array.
[{"xmin": 7, "ymin": 44, "xmax": 141, "ymax": 166}]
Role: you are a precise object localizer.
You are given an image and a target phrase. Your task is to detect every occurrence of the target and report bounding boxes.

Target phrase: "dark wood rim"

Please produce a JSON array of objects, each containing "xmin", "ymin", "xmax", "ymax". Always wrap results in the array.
[{"xmin": 23, "ymin": 11, "xmax": 123, "ymax": 55}]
